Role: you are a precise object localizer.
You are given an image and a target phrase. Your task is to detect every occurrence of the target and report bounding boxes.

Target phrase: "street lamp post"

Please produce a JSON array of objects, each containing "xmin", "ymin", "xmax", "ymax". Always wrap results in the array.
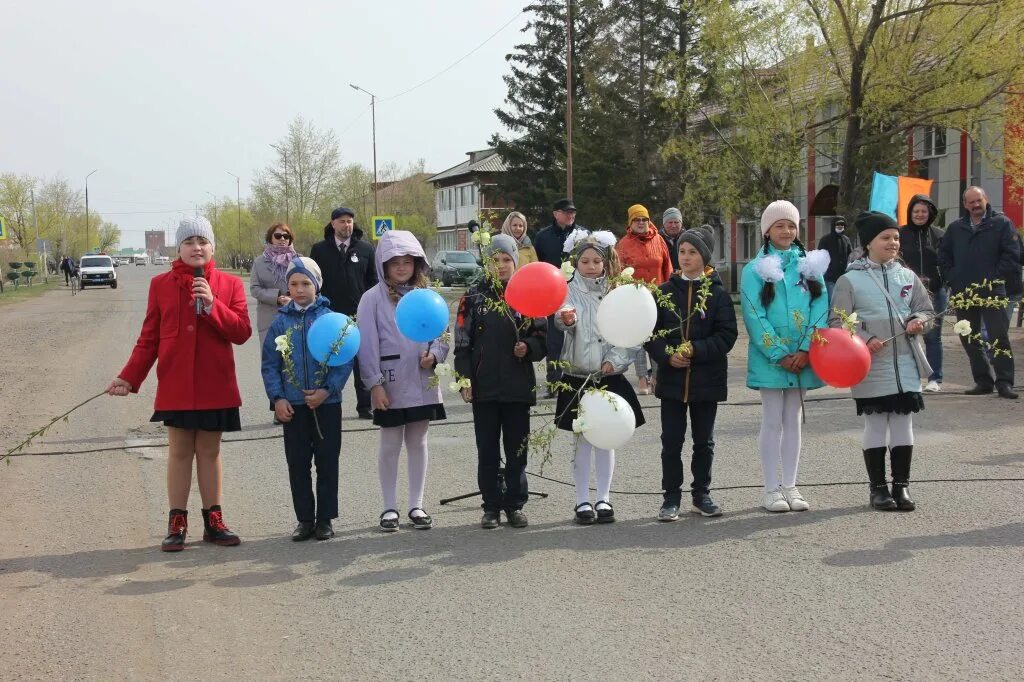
[
  {"xmin": 84, "ymin": 169, "xmax": 97, "ymax": 254},
  {"xmin": 227, "ymin": 171, "xmax": 241, "ymax": 258},
  {"xmin": 349, "ymin": 83, "xmax": 379, "ymax": 216}
]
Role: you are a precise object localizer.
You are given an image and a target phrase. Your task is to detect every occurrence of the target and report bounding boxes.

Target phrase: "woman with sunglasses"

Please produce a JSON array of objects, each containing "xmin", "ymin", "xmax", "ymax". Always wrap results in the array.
[{"xmin": 251, "ymin": 223, "xmax": 299, "ymax": 345}]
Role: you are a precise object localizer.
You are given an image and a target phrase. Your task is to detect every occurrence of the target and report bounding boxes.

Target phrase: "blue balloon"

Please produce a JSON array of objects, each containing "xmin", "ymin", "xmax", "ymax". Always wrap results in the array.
[
  {"xmin": 395, "ymin": 288, "xmax": 449, "ymax": 343},
  {"xmin": 307, "ymin": 312, "xmax": 360, "ymax": 366}
]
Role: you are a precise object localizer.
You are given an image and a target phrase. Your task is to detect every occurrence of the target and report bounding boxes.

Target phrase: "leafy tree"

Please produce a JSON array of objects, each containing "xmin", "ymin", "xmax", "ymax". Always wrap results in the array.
[
  {"xmin": 96, "ymin": 222, "xmax": 121, "ymax": 253},
  {"xmin": 0, "ymin": 173, "xmax": 36, "ymax": 252}
]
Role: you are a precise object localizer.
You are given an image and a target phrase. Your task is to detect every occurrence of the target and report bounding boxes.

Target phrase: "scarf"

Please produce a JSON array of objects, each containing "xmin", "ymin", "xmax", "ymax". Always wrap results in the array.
[
  {"xmin": 263, "ymin": 244, "xmax": 297, "ymax": 281},
  {"xmin": 171, "ymin": 258, "xmax": 215, "ymax": 296},
  {"xmin": 628, "ymin": 227, "xmax": 657, "ymax": 243},
  {"xmin": 501, "ymin": 224, "xmax": 533, "ymax": 248}
]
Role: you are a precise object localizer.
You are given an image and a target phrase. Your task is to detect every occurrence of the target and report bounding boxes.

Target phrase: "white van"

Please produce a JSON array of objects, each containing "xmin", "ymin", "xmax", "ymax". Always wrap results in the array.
[{"xmin": 79, "ymin": 255, "xmax": 118, "ymax": 289}]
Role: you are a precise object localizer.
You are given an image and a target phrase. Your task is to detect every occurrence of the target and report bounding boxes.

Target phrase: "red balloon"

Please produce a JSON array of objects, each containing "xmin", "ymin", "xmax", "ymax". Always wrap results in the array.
[
  {"xmin": 505, "ymin": 262, "xmax": 569, "ymax": 318},
  {"xmin": 808, "ymin": 327, "xmax": 872, "ymax": 388}
]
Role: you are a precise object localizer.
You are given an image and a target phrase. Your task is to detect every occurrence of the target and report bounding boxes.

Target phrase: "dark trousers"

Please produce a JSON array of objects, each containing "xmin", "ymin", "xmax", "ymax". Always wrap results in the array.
[
  {"xmin": 957, "ymin": 304, "xmax": 1014, "ymax": 387},
  {"xmin": 63, "ymin": 270, "xmax": 70, "ymax": 285},
  {"xmin": 659, "ymin": 399, "xmax": 718, "ymax": 505},
  {"xmin": 282, "ymin": 402, "xmax": 342, "ymax": 522},
  {"xmin": 545, "ymin": 316, "xmax": 565, "ymax": 385},
  {"xmin": 352, "ymin": 356, "xmax": 370, "ymax": 412},
  {"xmin": 472, "ymin": 401, "xmax": 530, "ymax": 512}
]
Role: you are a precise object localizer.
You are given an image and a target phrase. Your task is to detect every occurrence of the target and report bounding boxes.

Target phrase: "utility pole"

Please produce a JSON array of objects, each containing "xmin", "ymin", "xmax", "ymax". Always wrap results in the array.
[
  {"xmin": 84, "ymin": 169, "xmax": 97, "ymax": 254},
  {"xmin": 350, "ymin": 83, "xmax": 379, "ymax": 216},
  {"xmin": 30, "ymin": 187, "xmax": 44, "ymax": 279},
  {"xmin": 565, "ymin": 0, "xmax": 574, "ymax": 199},
  {"xmin": 227, "ymin": 171, "xmax": 241, "ymax": 256}
]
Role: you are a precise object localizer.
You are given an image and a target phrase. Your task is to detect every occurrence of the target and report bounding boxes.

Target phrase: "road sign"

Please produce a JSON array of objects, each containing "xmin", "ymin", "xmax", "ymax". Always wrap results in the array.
[
  {"xmin": 371, "ymin": 215, "xmax": 395, "ymax": 240},
  {"xmin": 0, "ymin": 215, "xmax": 6, "ymax": 240}
]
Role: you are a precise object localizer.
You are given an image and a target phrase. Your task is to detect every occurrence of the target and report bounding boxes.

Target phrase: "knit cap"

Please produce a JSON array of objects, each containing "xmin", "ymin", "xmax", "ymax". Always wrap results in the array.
[
  {"xmin": 485, "ymin": 233, "xmax": 520, "ymax": 267},
  {"xmin": 627, "ymin": 204, "xmax": 650, "ymax": 227},
  {"xmin": 176, "ymin": 216, "xmax": 216, "ymax": 246},
  {"xmin": 663, "ymin": 207, "xmax": 683, "ymax": 224},
  {"xmin": 760, "ymin": 200, "xmax": 801, "ymax": 237},
  {"xmin": 678, "ymin": 226, "xmax": 715, "ymax": 266},
  {"xmin": 286, "ymin": 256, "xmax": 323, "ymax": 294},
  {"xmin": 854, "ymin": 211, "xmax": 898, "ymax": 249}
]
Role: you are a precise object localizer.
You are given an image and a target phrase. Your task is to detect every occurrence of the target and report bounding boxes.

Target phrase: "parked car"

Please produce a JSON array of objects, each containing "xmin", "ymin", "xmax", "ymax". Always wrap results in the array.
[
  {"xmin": 134, "ymin": 255, "xmax": 148, "ymax": 266},
  {"xmin": 154, "ymin": 255, "xmax": 170, "ymax": 265},
  {"xmin": 78, "ymin": 255, "xmax": 117, "ymax": 289},
  {"xmin": 430, "ymin": 250, "xmax": 483, "ymax": 286}
]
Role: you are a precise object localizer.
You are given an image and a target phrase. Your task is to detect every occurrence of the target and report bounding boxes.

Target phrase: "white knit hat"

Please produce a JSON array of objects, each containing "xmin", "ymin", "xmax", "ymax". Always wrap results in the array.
[
  {"xmin": 285, "ymin": 256, "xmax": 323, "ymax": 294},
  {"xmin": 176, "ymin": 216, "xmax": 216, "ymax": 246},
  {"xmin": 760, "ymin": 200, "xmax": 801, "ymax": 237}
]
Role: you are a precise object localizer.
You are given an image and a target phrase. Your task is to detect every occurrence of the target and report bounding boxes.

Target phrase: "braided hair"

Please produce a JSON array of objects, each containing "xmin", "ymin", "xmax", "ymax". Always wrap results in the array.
[{"xmin": 759, "ymin": 235, "xmax": 823, "ymax": 307}]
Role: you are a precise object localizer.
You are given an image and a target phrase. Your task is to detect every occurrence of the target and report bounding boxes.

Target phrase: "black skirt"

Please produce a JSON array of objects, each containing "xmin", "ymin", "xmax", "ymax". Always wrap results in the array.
[
  {"xmin": 554, "ymin": 373, "xmax": 646, "ymax": 432},
  {"xmin": 855, "ymin": 392, "xmax": 924, "ymax": 416},
  {"xmin": 151, "ymin": 408, "xmax": 242, "ymax": 432},
  {"xmin": 373, "ymin": 403, "xmax": 447, "ymax": 428}
]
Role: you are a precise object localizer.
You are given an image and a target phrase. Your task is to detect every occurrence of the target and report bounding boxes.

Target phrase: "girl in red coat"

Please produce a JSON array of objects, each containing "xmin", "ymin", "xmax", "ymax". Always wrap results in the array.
[{"xmin": 107, "ymin": 217, "xmax": 252, "ymax": 551}]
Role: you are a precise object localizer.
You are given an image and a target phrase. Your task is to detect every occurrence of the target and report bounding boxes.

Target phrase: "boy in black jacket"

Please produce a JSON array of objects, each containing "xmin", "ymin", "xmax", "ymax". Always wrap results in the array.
[
  {"xmin": 454, "ymin": 235, "xmax": 547, "ymax": 529},
  {"xmin": 645, "ymin": 227, "xmax": 738, "ymax": 520}
]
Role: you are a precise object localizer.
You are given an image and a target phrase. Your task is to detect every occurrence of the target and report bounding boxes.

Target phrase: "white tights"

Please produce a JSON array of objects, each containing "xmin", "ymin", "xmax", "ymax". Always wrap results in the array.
[
  {"xmin": 862, "ymin": 412, "xmax": 914, "ymax": 449},
  {"xmin": 378, "ymin": 420, "xmax": 430, "ymax": 513},
  {"xmin": 758, "ymin": 388, "xmax": 805, "ymax": 492},
  {"xmin": 573, "ymin": 437, "xmax": 615, "ymax": 506}
]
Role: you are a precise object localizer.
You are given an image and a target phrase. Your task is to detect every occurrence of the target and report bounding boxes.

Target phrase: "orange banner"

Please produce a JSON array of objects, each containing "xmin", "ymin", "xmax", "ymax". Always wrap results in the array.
[{"xmin": 897, "ymin": 177, "xmax": 934, "ymax": 226}]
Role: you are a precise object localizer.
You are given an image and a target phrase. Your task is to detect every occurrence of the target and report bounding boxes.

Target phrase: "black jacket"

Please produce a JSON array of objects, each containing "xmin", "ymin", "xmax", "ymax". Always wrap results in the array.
[
  {"xmin": 534, "ymin": 220, "xmax": 588, "ymax": 267},
  {"xmin": 309, "ymin": 226, "xmax": 377, "ymax": 315},
  {"xmin": 817, "ymin": 218, "xmax": 853, "ymax": 283},
  {"xmin": 898, "ymin": 195, "xmax": 945, "ymax": 293},
  {"xmin": 660, "ymin": 231, "xmax": 681, "ymax": 271},
  {"xmin": 454, "ymin": 280, "xmax": 547, "ymax": 404},
  {"xmin": 645, "ymin": 269, "xmax": 738, "ymax": 403},
  {"xmin": 938, "ymin": 205, "xmax": 1021, "ymax": 295}
]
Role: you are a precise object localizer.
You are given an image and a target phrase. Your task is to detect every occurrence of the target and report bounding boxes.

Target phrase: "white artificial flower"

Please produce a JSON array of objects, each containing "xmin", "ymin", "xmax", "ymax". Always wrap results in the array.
[
  {"xmin": 560, "ymin": 260, "xmax": 576, "ymax": 280},
  {"xmin": 798, "ymin": 249, "xmax": 831, "ymax": 279},
  {"xmin": 590, "ymin": 230, "xmax": 617, "ymax": 249},
  {"xmin": 621, "ymin": 266, "xmax": 635, "ymax": 280},
  {"xmin": 458, "ymin": 377, "xmax": 472, "ymax": 389},
  {"xmin": 953, "ymin": 319, "xmax": 972, "ymax": 337},
  {"xmin": 478, "ymin": 231, "xmax": 492, "ymax": 246},
  {"xmin": 434, "ymin": 363, "xmax": 452, "ymax": 377},
  {"xmin": 571, "ymin": 418, "xmax": 586, "ymax": 434},
  {"xmin": 274, "ymin": 335, "xmax": 290, "ymax": 353},
  {"xmin": 753, "ymin": 253, "xmax": 785, "ymax": 283},
  {"xmin": 448, "ymin": 382, "xmax": 461, "ymax": 393},
  {"xmin": 847, "ymin": 312, "xmax": 859, "ymax": 325},
  {"xmin": 562, "ymin": 227, "xmax": 591, "ymax": 254}
]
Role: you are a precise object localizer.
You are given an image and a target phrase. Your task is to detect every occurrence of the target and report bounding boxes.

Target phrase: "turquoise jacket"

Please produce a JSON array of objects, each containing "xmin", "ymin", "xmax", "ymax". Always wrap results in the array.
[{"xmin": 740, "ymin": 244, "xmax": 827, "ymax": 390}]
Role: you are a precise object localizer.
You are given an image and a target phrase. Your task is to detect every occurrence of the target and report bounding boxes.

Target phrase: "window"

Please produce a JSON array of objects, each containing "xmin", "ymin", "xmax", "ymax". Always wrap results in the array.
[
  {"xmin": 970, "ymin": 139, "xmax": 982, "ymax": 187},
  {"xmin": 437, "ymin": 230, "xmax": 457, "ymax": 252},
  {"xmin": 920, "ymin": 127, "xmax": 947, "ymax": 158},
  {"xmin": 470, "ymin": 185, "xmax": 477, "ymax": 206}
]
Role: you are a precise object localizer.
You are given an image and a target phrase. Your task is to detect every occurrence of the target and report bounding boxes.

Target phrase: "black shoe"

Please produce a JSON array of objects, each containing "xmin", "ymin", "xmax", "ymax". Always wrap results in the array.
[
  {"xmin": 658, "ymin": 503, "xmax": 680, "ymax": 522},
  {"xmin": 409, "ymin": 508, "xmax": 433, "ymax": 530},
  {"xmin": 997, "ymin": 384, "xmax": 1019, "ymax": 399},
  {"xmin": 292, "ymin": 521, "xmax": 315, "ymax": 541},
  {"xmin": 595, "ymin": 500, "xmax": 615, "ymax": 524},
  {"xmin": 505, "ymin": 509, "xmax": 528, "ymax": 528},
  {"xmin": 891, "ymin": 482, "xmax": 916, "ymax": 511},
  {"xmin": 379, "ymin": 510, "xmax": 400, "ymax": 532},
  {"xmin": 965, "ymin": 384, "xmax": 994, "ymax": 395},
  {"xmin": 869, "ymin": 484, "xmax": 898, "ymax": 511},
  {"xmin": 201, "ymin": 506, "xmax": 241, "ymax": 546},
  {"xmin": 691, "ymin": 494, "xmax": 723, "ymax": 517},
  {"xmin": 357, "ymin": 408, "xmax": 374, "ymax": 420},
  {"xmin": 314, "ymin": 520, "xmax": 334, "ymax": 540},
  {"xmin": 481, "ymin": 511, "xmax": 500, "ymax": 529},
  {"xmin": 574, "ymin": 502, "xmax": 596, "ymax": 525},
  {"xmin": 161, "ymin": 509, "xmax": 188, "ymax": 552}
]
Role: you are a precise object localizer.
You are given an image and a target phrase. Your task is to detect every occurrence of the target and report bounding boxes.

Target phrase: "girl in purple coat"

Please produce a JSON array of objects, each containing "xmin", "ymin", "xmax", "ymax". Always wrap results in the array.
[{"xmin": 357, "ymin": 230, "xmax": 450, "ymax": 532}]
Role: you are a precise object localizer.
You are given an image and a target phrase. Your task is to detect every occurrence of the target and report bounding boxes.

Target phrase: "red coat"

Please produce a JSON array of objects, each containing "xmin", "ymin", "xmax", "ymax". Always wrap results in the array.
[
  {"xmin": 120, "ymin": 265, "xmax": 252, "ymax": 410},
  {"xmin": 615, "ymin": 229, "xmax": 673, "ymax": 285}
]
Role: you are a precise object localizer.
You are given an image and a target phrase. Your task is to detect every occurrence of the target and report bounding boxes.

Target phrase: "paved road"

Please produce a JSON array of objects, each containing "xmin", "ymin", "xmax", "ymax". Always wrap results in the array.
[{"xmin": 2, "ymin": 264, "xmax": 1023, "ymax": 680}]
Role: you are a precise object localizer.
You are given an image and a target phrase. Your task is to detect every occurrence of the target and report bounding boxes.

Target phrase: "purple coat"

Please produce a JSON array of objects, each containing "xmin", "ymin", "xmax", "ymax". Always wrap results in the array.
[{"xmin": 356, "ymin": 230, "xmax": 449, "ymax": 409}]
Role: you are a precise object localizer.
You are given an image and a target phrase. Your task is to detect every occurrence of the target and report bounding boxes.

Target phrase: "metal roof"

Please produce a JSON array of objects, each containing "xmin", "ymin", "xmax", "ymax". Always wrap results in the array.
[{"xmin": 427, "ymin": 149, "xmax": 508, "ymax": 184}]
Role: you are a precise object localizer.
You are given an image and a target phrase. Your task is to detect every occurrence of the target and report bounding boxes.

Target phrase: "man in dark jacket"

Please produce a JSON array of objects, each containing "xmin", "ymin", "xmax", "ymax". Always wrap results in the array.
[
  {"xmin": 899, "ymin": 194, "xmax": 946, "ymax": 391},
  {"xmin": 532, "ymin": 198, "xmax": 588, "ymax": 393},
  {"xmin": 310, "ymin": 206, "xmax": 378, "ymax": 417},
  {"xmin": 938, "ymin": 186, "xmax": 1019, "ymax": 398},
  {"xmin": 817, "ymin": 216, "xmax": 853, "ymax": 299}
]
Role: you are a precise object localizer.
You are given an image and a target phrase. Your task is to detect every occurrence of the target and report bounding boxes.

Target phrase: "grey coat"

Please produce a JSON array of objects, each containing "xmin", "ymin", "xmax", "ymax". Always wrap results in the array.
[
  {"xmin": 250, "ymin": 255, "xmax": 292, "ymax": 343},
  {"xmin": 829, "ymin": 258, "xmax": 933, "ymax": 399},
  {"xmin": 553, "ymin": 273, "xmax": 634, "ymax": 377}
]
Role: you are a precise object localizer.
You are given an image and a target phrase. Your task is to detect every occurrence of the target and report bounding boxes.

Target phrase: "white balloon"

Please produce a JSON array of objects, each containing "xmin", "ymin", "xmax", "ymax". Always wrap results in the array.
[
  {"xmin": 578, "ymin": 389, "xmax": 636, "ymax": 450},
  {"xmin": 596, "ymin": 284, "xmax": 658, "ymax": 348}
]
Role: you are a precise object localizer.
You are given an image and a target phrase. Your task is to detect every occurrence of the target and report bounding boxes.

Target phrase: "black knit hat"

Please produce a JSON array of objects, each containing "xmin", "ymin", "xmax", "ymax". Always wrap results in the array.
[
  {"xmin": 677, "ymin": 226, "xmax": 715, "ymax": 266},
  {"xmin": 854, "ymin": 211, "xmax": 898, "ymax": 248}
]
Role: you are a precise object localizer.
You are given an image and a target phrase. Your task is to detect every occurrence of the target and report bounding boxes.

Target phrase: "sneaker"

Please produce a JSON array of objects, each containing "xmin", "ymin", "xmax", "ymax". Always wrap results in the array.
[
  {"xmin": 481, "ymin": 510, "xmax": 500, "ymax": 529},
  {"xmin": 924, "ymin": 380, "xmax": 941, "ymax": 393},
  {"xmin": 762, "ymin": 489, "xmax": 790, "ymax": 513},
  {"xmin": 658, "ymin": 503, "xmax": 680, "ymax": 522},
  {"xmin": 691, "ymin": 494, "xmax": 723, "ymax": 517},
  {"xmin": 782, "ymin": 486, "xmax": 809, "ymax": 511},
  {"xmin": 505, "ymin": 509, "xmax": 528, "ymax": 528}
]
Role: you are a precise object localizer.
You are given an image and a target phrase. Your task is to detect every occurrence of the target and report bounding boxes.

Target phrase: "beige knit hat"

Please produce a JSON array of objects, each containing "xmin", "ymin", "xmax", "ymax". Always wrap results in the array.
[{"xmin": 760, "ymin": 200, "xmax": 801, "ymax": 236}]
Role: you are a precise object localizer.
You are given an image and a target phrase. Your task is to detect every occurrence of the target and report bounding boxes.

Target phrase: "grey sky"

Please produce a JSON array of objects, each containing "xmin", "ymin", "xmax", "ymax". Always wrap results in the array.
[{"xmin": 1, "ymin": 1, "xmax": 531, "ymax": 248}]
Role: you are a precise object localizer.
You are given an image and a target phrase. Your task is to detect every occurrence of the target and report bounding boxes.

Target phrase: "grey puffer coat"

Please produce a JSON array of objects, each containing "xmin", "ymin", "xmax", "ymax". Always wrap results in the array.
[
  {"xmin": 553, "ymin": 273, "xmax": 634, "ymax": 377},
  {"xmin": 829, "ymin": 258, "xmax": 933, "ymax": 399}
]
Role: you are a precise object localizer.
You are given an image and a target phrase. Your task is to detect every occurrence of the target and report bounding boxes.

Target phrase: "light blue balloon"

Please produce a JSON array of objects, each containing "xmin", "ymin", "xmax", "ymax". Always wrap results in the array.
[
  {"xmin": 395, "ymin": 288, "xmax": 449, "ymax": 343},
  {"xmin": 307, "ymin": 312, "xmax": 360, "ymax": 366}
]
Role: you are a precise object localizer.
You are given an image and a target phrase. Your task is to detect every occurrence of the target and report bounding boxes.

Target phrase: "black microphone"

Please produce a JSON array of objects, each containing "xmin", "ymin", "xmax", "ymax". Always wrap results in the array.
[{"xmin": 194, "ymin": 267, "xmax": 204, "ymax": 316}]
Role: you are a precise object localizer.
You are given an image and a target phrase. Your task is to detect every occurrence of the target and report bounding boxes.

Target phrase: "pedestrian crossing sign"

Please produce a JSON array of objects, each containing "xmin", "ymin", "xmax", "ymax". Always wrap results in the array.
[
  {"xmin": 0, "ymin": 215, "xmax": 6, "ymax": 240},
  {"xmin": 371, "ymin": 216, "xmax": 394, "ymax": 240}
]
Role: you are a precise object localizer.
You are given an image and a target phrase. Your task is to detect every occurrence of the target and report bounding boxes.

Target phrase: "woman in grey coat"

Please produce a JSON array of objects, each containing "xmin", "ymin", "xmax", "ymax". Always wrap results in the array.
[
  {"xmin": 250, "ymin": 223, "xmax": 298, "ymax": 345},
  {"xmin": 830, "ymin": 212, "xmax": 933, "ymax": 513}
]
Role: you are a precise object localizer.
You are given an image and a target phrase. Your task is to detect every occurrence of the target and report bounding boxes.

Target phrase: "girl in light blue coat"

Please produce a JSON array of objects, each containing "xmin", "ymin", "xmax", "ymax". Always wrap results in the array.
[
  {"xmin": 740, "ymin": 200, "xmax": 829, "ymax": 513},
  {"xmin": 829, "ymin": 212, "xmax": 933, "ymax": 512}
]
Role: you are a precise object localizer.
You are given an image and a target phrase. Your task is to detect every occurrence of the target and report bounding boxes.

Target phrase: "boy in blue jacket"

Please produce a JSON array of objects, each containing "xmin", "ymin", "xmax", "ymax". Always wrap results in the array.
[{"xmin": 262, "ymin": 257, "xmax": 353, "ymax": 541}]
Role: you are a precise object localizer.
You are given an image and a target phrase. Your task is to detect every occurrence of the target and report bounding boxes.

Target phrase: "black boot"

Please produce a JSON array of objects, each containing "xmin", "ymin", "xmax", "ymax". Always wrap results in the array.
[
  {"xmin": 890, "ymin": 446, "xmax": 916, "ymax": 511},
  {"xmin": 161, "ymin": 509, "xmax": 188, "ymax": 552},
  {"xmin": 863, "ymin": 448, "xmax": 897, "ymax": 511},
  {"xmin": 201, "ymin": 505, "xmax": 241, "ymax": 546}
]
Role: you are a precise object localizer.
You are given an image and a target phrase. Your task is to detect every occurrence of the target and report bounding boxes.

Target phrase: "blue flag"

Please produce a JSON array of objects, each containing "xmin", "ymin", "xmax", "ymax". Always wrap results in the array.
[{"xmin": 868, "ymin": 172, "xmax": 898, "ymax": 220}]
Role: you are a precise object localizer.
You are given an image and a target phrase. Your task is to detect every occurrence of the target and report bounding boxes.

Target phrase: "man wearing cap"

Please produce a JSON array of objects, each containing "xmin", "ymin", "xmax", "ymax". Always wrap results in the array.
[
  {"xmin": 817, "ymin": 216, "xmax": 853, "ymax": 299},
  {"xmin": 310, "ymin": 207, "xmax": 378, "ymax": 417},
  {"xmin": 533, "ymin": 198, "xmax": 589, "ymax": 394},
  {"xmin": 661, "ymin": 208, "xmax": 684, "ymax": 271}
]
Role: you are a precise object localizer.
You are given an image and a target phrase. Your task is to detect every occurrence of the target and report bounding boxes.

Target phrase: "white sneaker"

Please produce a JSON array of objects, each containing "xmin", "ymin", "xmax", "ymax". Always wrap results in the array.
[
  {"xmin": 762, "ymin": 488, "xmax": 790, "ymax": 513},
  {"xmin": 782, "ymin": 486, "xmax": 810, "ymax": 511},
  {"xmin": 924, "ymin": 380, "xmax": 941, "ymax": 392}
]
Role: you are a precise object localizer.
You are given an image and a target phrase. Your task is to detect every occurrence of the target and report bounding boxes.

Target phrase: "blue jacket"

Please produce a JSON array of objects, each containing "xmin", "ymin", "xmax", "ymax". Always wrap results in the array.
[
  {"xmin": 261, "ymin": 295, "xmax": 354, "ymax": 407},
  {"xmin": 740, "ymin": 245, "xmax": 827, "ymax": 390}
]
